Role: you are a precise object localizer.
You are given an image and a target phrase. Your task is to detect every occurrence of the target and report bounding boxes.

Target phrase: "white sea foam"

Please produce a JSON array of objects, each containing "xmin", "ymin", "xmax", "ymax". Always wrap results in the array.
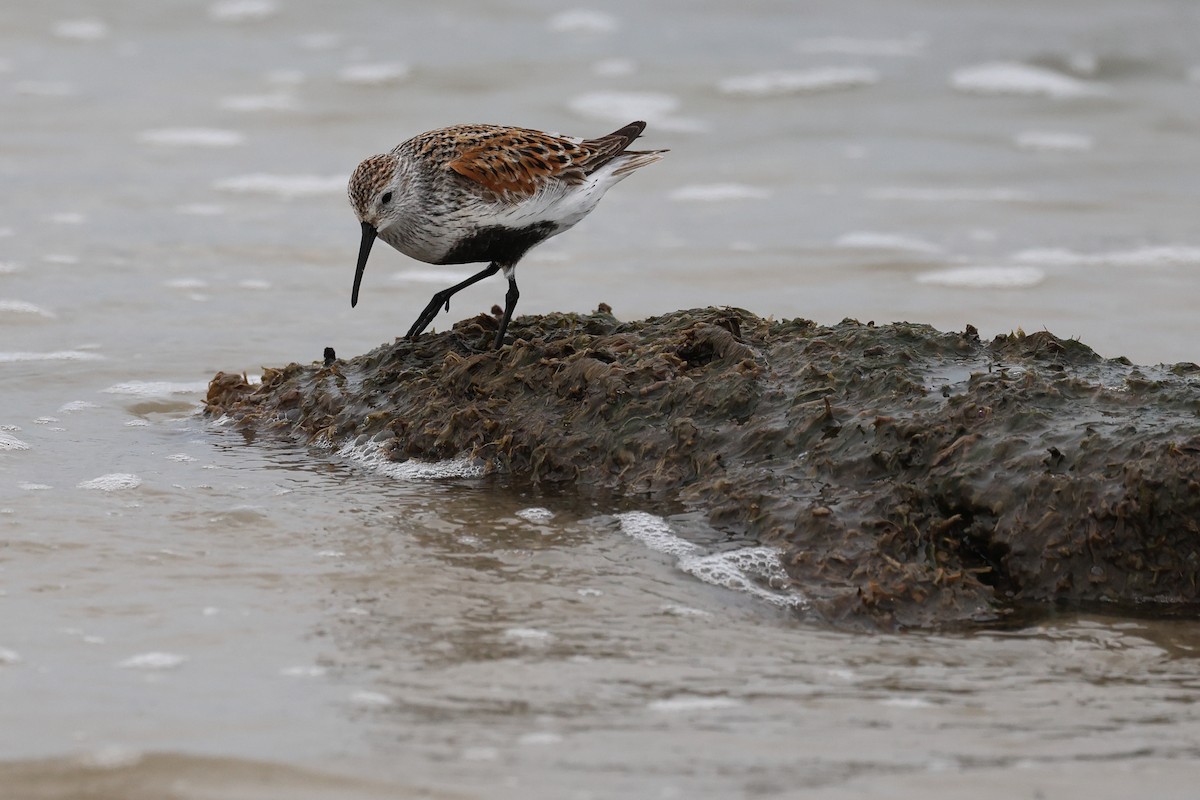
[
  {"xmin": 58, "ymin": 400, "xmax": 99, "ymax": 413},
  {"xmin": 219, "ymin": 93, "xmax": 296, "ymax": 112},
  {"xmin": 834, "ymin": 232, "xmax": 942, "ymax": 254},
  {"xmin": 504, "ymin": 627, "xmax": 553, "ymax": 643},
  {"xmin": 592, "ymin": 58, "xmax": 636, "ymax": 77},
  {"xmin": 338, "ymin": 440, "xmax": 486, "ymax": 480},
  {"xmin": 0, "ymin": 300, "xmax": 54, "ymax": 318},
  {"xmin": 391, "ymin": 268, "xmax": 475, "ymax": 284},
  {"xmin": 567, "ymin": 91, "xmax": 706, "ymax": 133},
  {"xmin": 616, "ymin": 512, "xmax": 808, "ymax": 608},
  {"xmin": 867, "ymin": 186, "xmax": 1033, "ymax": 203},
  {"xmin": 19, "ymin": 483, "xmax": 51, "ymax": 490},
  {"xmin": 515, "ymin": 507, "xmax": 556, "ymax": 523},
  {"xmin": 15, "ymin": 81, "xmax": 77, "ymax": 97},
  {"xmin": 795, "ymin": 36, "xmax": 926, "ymax": 57},
  {"xmin": 238, "ymin": 279, "xmax": 271, "ymax": 289},
  {"xmin": 648, "ymin": 695, "xmax": 742, "ymax": 712},
  {"xmin": 518, "ymin": 731, "xmax": 564, "ymax": 746},
  {"xmin": 1014, "ymin": 131, "xmax": 1093, "ymax": 152},
  {"xmin": 338, "ymin": 62, "xmax": 410, "ymax": 86},
  {"xmin": 0, "ymin": 432, "xmax": 31, "ymax": 451},
  {"xmin": 78, "ymin": 473, "xmax": 143, "ymax": 491},
  {"xmin": 669, "ymin": 183, "xmax": 770, "ymax": 202},
  {"xmin": 280, "ymin": 665, "xmax": 327, "ymax": 678},
  {"xmin": 951, "ymin": 62, "xmax": 1108, "ymax": 98},
  {"xmin": 137, "ymin": 128, "xmax": 245, "ymax": 147},
  {"xmin": 214, "ymin": 173, "xmax": 342, "ymax": 199},
  {"xmin": 209, "ymin": 0, "xmax": 279, "ymax": 22},
  {"xmin": 0, "ymin": 262, "xmax": 22, "ymax": 274},
  {"xmin": 548, "ymin": 9, "xmax": 618, "ymax": 34},
  {"xmin": 176, "ymin": 203, "xmax": 225, "ymax": 216},
  {"xmin": 916, "ymin": 266, "xmax": 1045, "ymax": 289},
  {"xmin": 0, "ymin": 350, "xmax": 104, "ymax": 363},
  {"xmin": 1013, "ymin": 245, "xmax": 1200, "ymax": 269},
  {"xmin": 679, "ymin": 547, "xmax": 806, "ymax": 609},
  {"xmin": 615, "ymin": 511, "xmax": 702, "ymax": 558},
  {"xmin": 717, "ymin": 67, "xmax": 878, "ymax": 97},
  {"xmin": 0, "ymin": 647, "xmax": 21, "ymax": 664},
  {"xmin": 349, "ymin": 690, "xmax": 393, "ymax": 707},
  {"xmin": 52, "ymin": 19, "xmax": 110, "ymax": 41},
  {"xmin": 102, "ymin": 380, "xmax": 208, "ymax": 397},
  {"xmin": 164, "ymin": 278, "xmax": 208, "ymax": 290},
  {"xmin": 117, "ymin": 651, "xmax": 185, "ymax": 670}
]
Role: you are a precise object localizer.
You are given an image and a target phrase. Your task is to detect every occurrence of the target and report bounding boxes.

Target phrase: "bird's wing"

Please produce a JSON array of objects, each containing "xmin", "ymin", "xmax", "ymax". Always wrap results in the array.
[{"xmin": 444, "ymin": 124, "xmax": 642, "ymax": 202}]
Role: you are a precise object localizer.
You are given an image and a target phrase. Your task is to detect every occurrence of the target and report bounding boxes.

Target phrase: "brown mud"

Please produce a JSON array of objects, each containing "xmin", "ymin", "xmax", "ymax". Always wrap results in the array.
[{"xmin": 205, "ymin": 307, "xmax": 1200, "ymax": 629}]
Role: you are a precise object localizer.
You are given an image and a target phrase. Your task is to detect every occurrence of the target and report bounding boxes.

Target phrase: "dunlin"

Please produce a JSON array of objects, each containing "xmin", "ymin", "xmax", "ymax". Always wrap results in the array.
[{"xmin": 347, "ymin": 121, "xmax": 666, "ymax": 349}]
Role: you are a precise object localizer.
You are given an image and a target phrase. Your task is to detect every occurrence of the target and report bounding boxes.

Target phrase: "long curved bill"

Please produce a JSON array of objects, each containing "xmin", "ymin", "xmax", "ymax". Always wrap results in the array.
[{"xmin": 351, "ymin": 221, "xmax": 376, "ymax": 308}]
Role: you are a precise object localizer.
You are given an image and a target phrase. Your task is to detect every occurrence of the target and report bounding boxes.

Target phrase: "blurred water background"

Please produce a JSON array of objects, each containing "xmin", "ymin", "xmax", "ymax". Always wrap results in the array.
[{"xmin": 2, "ymin": 1, "xmax": 1200, "ymax": 798}]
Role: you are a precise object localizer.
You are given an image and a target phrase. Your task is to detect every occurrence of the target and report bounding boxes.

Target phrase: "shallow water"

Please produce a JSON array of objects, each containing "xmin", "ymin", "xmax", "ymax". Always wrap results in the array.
[{"xmin": 3, "ymin": 1, "xmax": 1200, "ymax": 797}]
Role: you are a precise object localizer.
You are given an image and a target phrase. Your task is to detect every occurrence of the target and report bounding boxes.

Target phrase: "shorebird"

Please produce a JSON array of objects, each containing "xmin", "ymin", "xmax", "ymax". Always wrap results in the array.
[{"xmin": 347, "ymin": 121, "xmax": 666, "ymax": 349}]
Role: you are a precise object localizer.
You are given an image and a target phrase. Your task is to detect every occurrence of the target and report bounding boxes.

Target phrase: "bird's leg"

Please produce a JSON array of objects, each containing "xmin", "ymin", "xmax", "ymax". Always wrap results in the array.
[
  {"xmin": 405, "ymin": 262, "xmax": 500, "ymax": 340},
  {"xmin": 493, "ymin": 265, "xmax": 519, "ymax": 350}
]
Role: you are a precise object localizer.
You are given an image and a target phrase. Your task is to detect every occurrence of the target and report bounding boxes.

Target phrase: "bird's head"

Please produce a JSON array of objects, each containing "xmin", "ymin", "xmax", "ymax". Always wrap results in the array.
[{"xmin": 347, "ymin": 153, "xmax": 404, "ymax": 307}]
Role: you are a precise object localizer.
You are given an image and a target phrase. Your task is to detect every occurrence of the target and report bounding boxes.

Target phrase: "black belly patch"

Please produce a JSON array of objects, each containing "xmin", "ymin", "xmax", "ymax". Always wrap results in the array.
[{"xmin": 437, "ymin": 222, "xmax": 558, "ymax": 266}]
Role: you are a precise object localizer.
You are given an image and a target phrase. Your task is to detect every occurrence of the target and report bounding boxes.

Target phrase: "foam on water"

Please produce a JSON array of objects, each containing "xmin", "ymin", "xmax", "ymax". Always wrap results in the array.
[
  {"xmin": 48, "ymin": 212, "xmax": 86, "ymax": 224},
  {"xmin": 592, "ymin": 58, "xmax": 636, "ymax": 77},
  {"xmin": 648, "ymin": 695, "xmax": 742, "ymax": 712},
  {"xmin": 566, "ymin": 91, "xmax": 706, "ymax": 133},
  {"xmin": 515, "ymin": 507, "xmax": 555, "ymax": 523},
  {"xmin": 18, "ymin": 483, "xmax": 51, "ymax": 490},
  {"xmin": 548, "ymin": 10, "xmax": 618, "ymax": 34},
  {"xmin": 349, "ymin": 690, "xmax": 393, "ymax": 707},
  {"xmin": 102, "ymin": 380, "xmax": 209, "ymax": 396},
  {"xmin": 717, "ymin": 67, "xmax": 879, "ymax": 97},
  {"xmin": 916, "ymin": 266, "xmax": 1045, "ymax": 289},
  {"xmin": 951, "ymin": 62, "xmax": 1108, "ymax": 98},
  {"xmin": 679, "ymin": 548, "xmax": 807, "ymax": 609},
  {"xmin": 52, "ymin": 19, "xmax": 110, "ymax": 41},
  {"xmin": 238, "ymin": 279, "xmax": 271, "ymax": 289},
  {"xmin": 504, "ymin": 627, "xmax": 553, "ymax": 643},
  {"xmin": 137, "ymin": 128, "xmax": 245, "ymax": 147},
  {"xmin": 209, "ymin": 0, "xmax": 279, "ymax": 22},
  {"xmin": 78, "ymin": 473, "xmax": 143, "ymax": 492},
  {"xmin": 0, "ymin": 647, "xmax": 21, "ymax": 665},
  {"xmin": 0, "ymin": 350, "xmax": 105, "ymax": 363},
  {"xmin": 42, "ymin": 254, "xmax": 80, "ymax": 264},
  {"xmin": 868, "ymin": 186, "xmax": 1033, "ymax": 203},
  {"xmin": 615, "ymin": 511, "xmax": 701, "ymax": 558},
  {"xmin": 116, "ymin": 652, "xmax": 186, "ymax": 670},
  {"xmin": 214, "ymin": 173, "xmax": 343, "ymax": 199},
  {"xmin": 0, "ymin": 300, "xmax": 55, "ymax": 318},
  {"xmin": 176, "ymin": 203, "xmax": 225, "ymax": 216},
  {"xmin": 338, "ymin": 62, "xmax": 410, "ymax": 86},
  {"xmin": 669, "ymin": 183, "xmax": 770, "ymax": 202},
  {"xmin": 219, "ymin": 93, "xmax": 296, "ymax": 112},
  {"xmin": 1015, "ymin": 131, "xmax": 1093, "ymax": 152},
  {"xmin": 338, "ymin": 440, "xmax": 486, "ymax": 480},
  {"xmin": 1013, "ymin": 245, "xmax": 1200, "ymax": 269},
  {"xmin": 834, "ymin": 231, "xmax": 943, "ymax": 254},
  {"xmin": 795, "ymin": 36, "xmax": 926, "ymax": 57},
  {"xmin": 616, "ymin": 512, "xmax": 808, "ymax": 609},
  {"xmin": 0, "ymin": 262, "xmax": 22, "ymax": 274},
  {"xmin": 280, "ymin": 665, "xmax": 327, "ymax": 678},
  {"xmin": 58, "ymin": 400, "xmax": 100, "ymax": 413},
  {"xmin": 0, "ymin": 432, "xmax": 31, "ymax": 451}
]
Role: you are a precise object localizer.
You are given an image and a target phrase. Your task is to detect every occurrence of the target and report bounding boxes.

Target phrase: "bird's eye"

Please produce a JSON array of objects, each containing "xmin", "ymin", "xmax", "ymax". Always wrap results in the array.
[{"xmin": 380, "ymin": 191, "xmax": 393, "ymax": 205}]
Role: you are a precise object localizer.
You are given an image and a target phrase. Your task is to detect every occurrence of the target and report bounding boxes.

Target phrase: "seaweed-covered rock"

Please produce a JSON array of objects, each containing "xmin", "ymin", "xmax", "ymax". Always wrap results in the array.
[{"xmin": 206, "ymin": 307, "xmax": 1200, "ymax": 628}]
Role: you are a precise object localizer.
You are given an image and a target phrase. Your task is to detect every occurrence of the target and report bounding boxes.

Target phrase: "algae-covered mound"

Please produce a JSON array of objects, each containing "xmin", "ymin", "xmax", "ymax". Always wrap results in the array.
[{"xmin": 205, "ymin": 307, "xmax": 1200, "ymax": 628}]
